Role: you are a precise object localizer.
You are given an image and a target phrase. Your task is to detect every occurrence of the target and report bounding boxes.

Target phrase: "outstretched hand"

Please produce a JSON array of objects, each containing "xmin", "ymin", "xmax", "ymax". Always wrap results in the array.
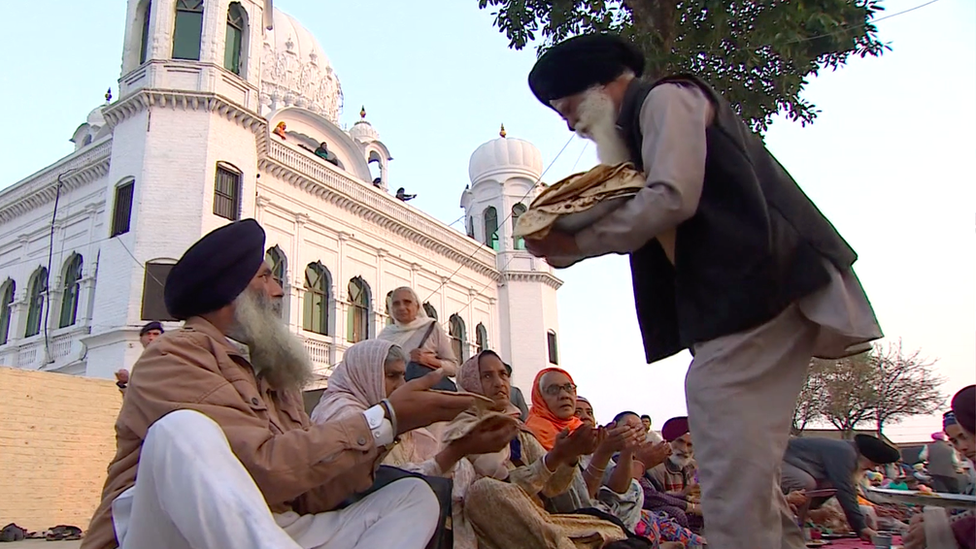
[{"xmin": 387, "ymin": 369, "xmax": 475, "ymax": 434}]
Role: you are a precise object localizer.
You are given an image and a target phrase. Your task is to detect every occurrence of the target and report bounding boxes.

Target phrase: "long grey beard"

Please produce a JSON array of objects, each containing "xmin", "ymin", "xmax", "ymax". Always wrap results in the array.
[
  {"xmin": 574, "ymin": 89, "xmax": 632, "ymax": 166},
  {"xmin": 228, "ymin": 289, "xmax": 313, "ymax": 391}
]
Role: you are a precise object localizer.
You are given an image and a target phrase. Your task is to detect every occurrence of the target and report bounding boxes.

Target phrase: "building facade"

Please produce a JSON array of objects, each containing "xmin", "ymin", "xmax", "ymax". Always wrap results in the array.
[{"xmin": 0, "ymin": 0, "xmax": 561, "ymax": 391}]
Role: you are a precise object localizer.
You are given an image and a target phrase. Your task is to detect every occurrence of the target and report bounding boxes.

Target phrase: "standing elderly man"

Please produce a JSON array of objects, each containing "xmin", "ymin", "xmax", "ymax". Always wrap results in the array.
[
  {"xmin": 524, "ymin": 33, "xmax": 882, "ymax": 549},
  {"xmin": 82, "ymin": 219, "xmax": 477, "ymax": 549}
]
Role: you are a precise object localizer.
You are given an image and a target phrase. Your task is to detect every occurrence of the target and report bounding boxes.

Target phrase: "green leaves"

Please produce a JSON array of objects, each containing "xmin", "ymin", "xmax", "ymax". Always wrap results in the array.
[{"xmin": 477, "ymin": 0, "xmax": 889, "ymax": 133}]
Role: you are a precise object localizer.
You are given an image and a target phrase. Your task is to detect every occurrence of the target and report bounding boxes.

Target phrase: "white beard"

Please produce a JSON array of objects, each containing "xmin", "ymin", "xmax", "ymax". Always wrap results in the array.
[
  {"xmin": 669, "ymin": 453, "xmax": 693, "ymax": 469},
  {"xmin": 574, "ymin": 89, "xmax": 631, "ymax": 166},
  {"xmin": 228, "ymin": 288, "xmax": 313, "ymax": 391}
]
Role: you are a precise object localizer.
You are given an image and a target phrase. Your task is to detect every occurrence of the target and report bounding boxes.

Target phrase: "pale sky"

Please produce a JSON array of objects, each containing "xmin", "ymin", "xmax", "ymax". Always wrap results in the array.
[{"xmin": 1, "ymin": 0, "xmax": 972, "ymax": 442}]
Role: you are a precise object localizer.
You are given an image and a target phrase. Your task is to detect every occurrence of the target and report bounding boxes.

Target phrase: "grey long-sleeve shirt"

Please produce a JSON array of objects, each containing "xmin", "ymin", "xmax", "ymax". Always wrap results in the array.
[
  {"xmin": 548, "ymin": 82, "xmax": 883, "ymax": 359},
  {"xmin": 783, "ymin": 437, "xmax": 866, "ymax": 533}
]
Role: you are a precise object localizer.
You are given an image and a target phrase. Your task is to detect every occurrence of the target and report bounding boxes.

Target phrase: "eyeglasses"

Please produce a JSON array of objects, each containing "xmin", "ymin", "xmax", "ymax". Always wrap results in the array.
[{"xmin": 543, "ymin": 383, "xmax": 577, "ymax": 396}]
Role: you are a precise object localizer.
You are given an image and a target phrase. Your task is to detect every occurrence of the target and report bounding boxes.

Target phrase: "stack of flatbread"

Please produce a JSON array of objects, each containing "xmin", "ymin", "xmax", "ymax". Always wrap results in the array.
[{"xmin": 514, "ymin": 162, "xmax": 646, "ymax": 240}]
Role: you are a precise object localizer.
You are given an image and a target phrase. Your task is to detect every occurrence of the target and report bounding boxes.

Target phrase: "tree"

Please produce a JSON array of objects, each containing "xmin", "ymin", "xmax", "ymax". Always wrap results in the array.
[
  {"xmin": 791, "ymin": 361, "xmax": 825, "ymax": 435},
  {"xmin": 870, "ymin": 339, "xmax": 945, "ymax": 436},
  {"xmin": 816, "ymin": 353, "xmax": 878, "ymax": 437},
  {"xmin": 477, "ymin": 0, "xmax": 890, "ymax": 132}
]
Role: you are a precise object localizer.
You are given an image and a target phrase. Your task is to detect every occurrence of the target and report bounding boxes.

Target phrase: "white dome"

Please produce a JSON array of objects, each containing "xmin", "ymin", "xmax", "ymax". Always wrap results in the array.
[
  {"xmin": 260, "ymin": 9, "xmax": 343, "ymax": 122},
  {"xmin": 348, "ymin": 121, "xmax": 379, "ymax": 142},
  {"xmin": 348, "ymin": 107, "xmax": 380, "ymax": 142},
  {"xmin": 86, "ymin": 106, "xmax": 106, "ymax": 128},
  {"xmin": 468, "ymin": 135, "xmax": 543, "ymax": 184}
]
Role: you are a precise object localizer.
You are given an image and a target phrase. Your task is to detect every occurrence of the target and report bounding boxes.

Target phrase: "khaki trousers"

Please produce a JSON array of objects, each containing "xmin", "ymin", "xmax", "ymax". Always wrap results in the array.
[{"xmin": 686, "ymin": 304, "xmax": 817, "ymax": 549}]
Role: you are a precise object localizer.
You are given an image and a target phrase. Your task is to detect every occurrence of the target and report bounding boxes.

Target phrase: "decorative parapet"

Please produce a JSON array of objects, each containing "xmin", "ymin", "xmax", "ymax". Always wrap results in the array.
[
  {"xmin": 0, "ymin": 140, "xmax": 112, "ymax": 224},
  {"xmin": 261, "ymin": 140, "xmax": 499, "ymax": 279}
]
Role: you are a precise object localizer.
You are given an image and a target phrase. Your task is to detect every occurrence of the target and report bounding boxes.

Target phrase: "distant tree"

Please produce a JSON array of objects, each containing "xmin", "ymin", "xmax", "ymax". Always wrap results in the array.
[
  {"xmin": 792, "ymin": 361, "xmax": 826, "ymax": 435},
  {"xmin": 477, "ymin": 0, "xmax": 889, "ymax": 132},
  {"xmin": 869, "ymin": 339, "xmax": 945, "ymax": 436},
  {"xmin": 816, "ymin": 353, "xmax": 878, "ymax": 438}
]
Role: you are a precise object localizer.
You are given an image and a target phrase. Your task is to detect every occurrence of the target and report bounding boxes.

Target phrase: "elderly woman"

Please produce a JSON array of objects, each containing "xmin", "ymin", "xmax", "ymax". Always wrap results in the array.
[
  {"xmin": 379, "ymin": 287, "xmax": 458, "ymax": 389},
  {"xmin": 310, "ymin": 340, "xmax": 518, "ymax": 549},
  {"xmin": 449, "ymin": 353, "xmax": 641, "ymax": 548}
]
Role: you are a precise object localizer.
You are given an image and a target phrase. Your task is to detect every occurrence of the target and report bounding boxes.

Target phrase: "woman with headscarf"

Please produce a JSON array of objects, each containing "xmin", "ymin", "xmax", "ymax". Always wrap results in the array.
[
  {"xmin": 905, "ymin": 385, "xmax": 976, "ymax": 549},
  {"xmin": 446, "ymin": 351, "xmax": 629, "ymax": 549},
  {"xmin": 310, "ymin": 340, "xmax": 518, "ymax": 549},
  {"xmin": 378, "ymin": 287, "xmax": 458, "ymax": 387}
]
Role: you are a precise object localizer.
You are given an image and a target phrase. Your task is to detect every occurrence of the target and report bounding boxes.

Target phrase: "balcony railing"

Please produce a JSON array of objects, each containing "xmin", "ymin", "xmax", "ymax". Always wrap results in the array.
[{"xmin": 266, "ymin": 141, "xmax": 497, "ymax": 271}]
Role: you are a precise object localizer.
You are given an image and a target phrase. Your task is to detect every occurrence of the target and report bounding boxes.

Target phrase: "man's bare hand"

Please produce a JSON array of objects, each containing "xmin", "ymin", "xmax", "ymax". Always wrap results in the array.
[
  {"xmin": 525, "ymin": 231, "xmax": 580, "ymax": 259},
  {"xmin": 388, "ymin": 369, "xmax": 474, "ymax": 434}
]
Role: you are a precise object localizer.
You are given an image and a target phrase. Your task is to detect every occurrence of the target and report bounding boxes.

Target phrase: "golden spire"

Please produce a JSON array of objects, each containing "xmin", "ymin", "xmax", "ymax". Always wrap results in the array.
[
  {"xmin": 360, "ymin": 106, "xmax": 367, "ymax": 119},
  {"xmin": 499, "ymin": 123, "xmax": 507, "ymax": 138}
]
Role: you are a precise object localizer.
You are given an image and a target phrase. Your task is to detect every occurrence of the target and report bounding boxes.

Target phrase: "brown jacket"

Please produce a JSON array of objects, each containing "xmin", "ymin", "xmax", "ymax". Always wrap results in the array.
[{"xmin": 82, "ymin": 317, "xmax": 379, "ymax": 549}]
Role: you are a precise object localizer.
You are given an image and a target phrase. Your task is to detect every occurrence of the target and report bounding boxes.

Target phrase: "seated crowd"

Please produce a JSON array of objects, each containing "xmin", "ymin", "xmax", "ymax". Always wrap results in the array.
[{"xmin": 80, "ymin": 220, "xmax": 975, "ymax": 549}]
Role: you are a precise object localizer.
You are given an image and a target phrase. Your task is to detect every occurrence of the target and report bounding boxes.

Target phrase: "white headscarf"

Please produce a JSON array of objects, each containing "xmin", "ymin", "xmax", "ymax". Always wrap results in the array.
[
  {"xmin": 377, "ymin": 286, "xmax": 435, "ymax": 348},
  {"xmin": 310, "ymin": 339, "xmax": 394, "ymax": 424}
]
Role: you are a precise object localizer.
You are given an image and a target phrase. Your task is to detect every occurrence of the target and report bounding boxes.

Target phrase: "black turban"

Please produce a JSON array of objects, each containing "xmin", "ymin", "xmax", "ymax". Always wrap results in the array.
[
  {"xmin": 164, "ymin": 219, "xmax": 266, "ymax": 320},
  {"xmin": 951, "ymin": 385, "xmax": 975, "ymax": 434},
  {"xmin": 661, "ymin": 416, "xmax": 690, "ymax": 442},
  {"xmin": 528, "ymin": 33, "xmax": 645, "ymax": 108},
  {"xmin": 854, "ymin": 434, "xmax": 900, "ymax": 465}
]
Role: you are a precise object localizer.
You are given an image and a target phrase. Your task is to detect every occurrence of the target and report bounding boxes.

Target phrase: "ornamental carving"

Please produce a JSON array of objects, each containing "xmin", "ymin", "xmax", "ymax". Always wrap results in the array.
[{"xmin": 260, "ymin": 41, "xmax": 343, "ymax": 123}]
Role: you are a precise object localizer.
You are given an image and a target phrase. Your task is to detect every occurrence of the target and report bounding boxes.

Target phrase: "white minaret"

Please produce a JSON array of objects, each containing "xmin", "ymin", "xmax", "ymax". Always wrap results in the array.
[
  {"xmin": 461, "ymin": 125, "xmax": 562, "ymax": 393},
  {"xmin": 84, "ymin": 0, "xmax": 268, "ymax": 377}
]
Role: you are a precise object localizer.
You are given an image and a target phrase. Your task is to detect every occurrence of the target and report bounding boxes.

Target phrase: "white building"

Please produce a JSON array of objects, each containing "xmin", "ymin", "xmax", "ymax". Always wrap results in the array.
[{"xmin": 0, "ymin": 0, "xmax": 561, "ymax": 393}]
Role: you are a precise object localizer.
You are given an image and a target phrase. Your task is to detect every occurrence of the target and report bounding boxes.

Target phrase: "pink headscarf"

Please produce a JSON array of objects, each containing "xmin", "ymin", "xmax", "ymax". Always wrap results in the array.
[{"xmin": 311, "ymin": 339, "xmax": 395, "ymax": 424}]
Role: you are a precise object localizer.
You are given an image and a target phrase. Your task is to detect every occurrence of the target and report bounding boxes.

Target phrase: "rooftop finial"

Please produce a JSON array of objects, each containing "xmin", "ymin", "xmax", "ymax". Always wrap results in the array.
[
  {"xmin": 499, "ymin": 123, "xmax": 507, "ymax": 138},
  {"xmin": 105, "ymin": 88, "xmax": 113, "ymax": 103},
  {"xmin": 360, "ymin": 106, "xmax": 367, "ymax": 120}
]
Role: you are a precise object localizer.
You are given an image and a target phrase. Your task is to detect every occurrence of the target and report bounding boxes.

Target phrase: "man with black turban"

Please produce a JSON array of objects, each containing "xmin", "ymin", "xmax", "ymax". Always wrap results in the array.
[
  {"xmin": 782, "ymin": 434, "xmax": 901, "ymax": 542},
  {"xmin": 82, "ymin": 219, "xmax": 478, "ymax": 549},
  {"xmin": 524, "ymin": 33, "xmax": 883, "ymax": 549}
]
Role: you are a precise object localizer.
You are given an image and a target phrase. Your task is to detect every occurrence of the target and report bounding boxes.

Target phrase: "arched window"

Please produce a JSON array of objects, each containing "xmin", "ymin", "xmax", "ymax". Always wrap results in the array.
[
  {"xmin": 224, "ymin": 2, "xmax": 248, "ymax": 75},
  {"xmin": 266, "ymin": 246, "xmax": 286, "ymax": 288},
  {"xmin": 139, "ymin": 0, "xmax": 153, "ymax": 64},
  {"xmin": 173, "ymin": 0, "xmax": 204, "ymax": 61},
  {"xmin": 25, "ymin": 267, "xmax": 48, "ymax": 338},
  {"xmin": 59, "ymin": 254, "xmax": 83, "ymax": 328},
  {"xmin": 483, "ymin": 206, "xmax": 499, "ymax": 251},
  {"xmin": 423, "ymin": 302, "xmax": 437, "ymax": 321},
  {"xmin": 303, "ymin": 262, "xmax": 331, "ymax": 335},
  {"xmin": 512, "ymin": 203, "xmax": 527, "ymax": 250},
  {"xmin": 384, "ymin": 290, "xmax": 394, "ymax": 325},
  {"xmin": 547, "ymin": 330, "xmax": 559, "ymax": 365},
  {"xmin": 466, "ymin": 216, "xmax": 475, "ymax": 238},
  {"xmin": 0, "ymin": 279, "xmax": 15, "ymax": 346},
  {"xmin": 449, "ymin": 314, "xmax": 467, "ymax": 361},
  {"xmin": 347, "ymin": 277, "xmax": 371, "ymax": 343},
  {"xmin": 475, "ymin": 322, "xmax": 488, "ymax": 354},
  {"xmin": 214, "ymin": 163, "xmax": 242, "ymax": 221}
]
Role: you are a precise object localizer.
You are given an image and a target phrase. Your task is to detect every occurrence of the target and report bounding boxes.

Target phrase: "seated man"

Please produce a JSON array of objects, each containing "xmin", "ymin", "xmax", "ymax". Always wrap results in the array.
[
  {"xmin": 781, "ymin": 434, "xmax": 901, "ymax": 542},
  {"xmin": 644, "ymin": 417, "xmax": 703, "ymax": 532},
  {"xmin": 81, "ymin": 219, "xmax": 477, "ymax": 549}
]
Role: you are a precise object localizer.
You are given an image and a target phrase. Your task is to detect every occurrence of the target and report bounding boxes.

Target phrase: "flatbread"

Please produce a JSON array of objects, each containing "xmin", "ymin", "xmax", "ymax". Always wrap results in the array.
[
  {"xmin": 514, "ymin": 162, "xmax": 645, "ymax": 239},
  {"xmin": 430, "ymin": 390, "xmax": 496, "ymax": 414}
]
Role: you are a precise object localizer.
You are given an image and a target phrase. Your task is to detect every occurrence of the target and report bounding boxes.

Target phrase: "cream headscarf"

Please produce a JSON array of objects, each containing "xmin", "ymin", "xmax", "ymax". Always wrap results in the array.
[
  {"xmin": 443, "ymin": 352, "xmax": 527, "ymax": 479},
  {"xmin": 377, "ymin": 286, "xmax": 436, "ymax": 348},
  {"xmin": 310, "ymin": 339, "xmax": 394, "ymax": 424}
]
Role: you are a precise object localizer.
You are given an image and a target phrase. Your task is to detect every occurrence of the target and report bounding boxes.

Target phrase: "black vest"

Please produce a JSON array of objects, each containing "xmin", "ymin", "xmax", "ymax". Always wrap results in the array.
[{"xmin": 619, "ymin": 75, "xmax": 858, "ymax": 363}]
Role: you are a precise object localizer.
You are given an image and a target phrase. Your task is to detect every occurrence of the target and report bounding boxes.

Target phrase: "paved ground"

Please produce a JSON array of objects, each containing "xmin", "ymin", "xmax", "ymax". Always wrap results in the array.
[{"xmin": 1, "ymin": 541, "xmax": 81, "ymax": 548}]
